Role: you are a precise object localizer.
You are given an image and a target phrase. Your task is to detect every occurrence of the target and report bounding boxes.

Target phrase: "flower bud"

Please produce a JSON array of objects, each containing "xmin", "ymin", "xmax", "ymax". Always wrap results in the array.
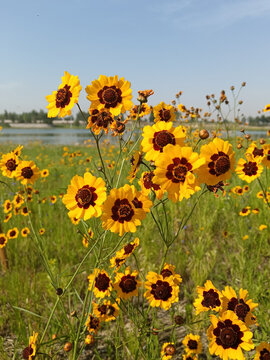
[
  {"xmin": 174, "ymin": 315, "xmax": 185, "ymax": 325},
  {"xmin": 64, "ymin": 342, "xmax": 72, "ymax": 352},
  {"xmin": 165, "ymin": 344, "xmax": 176, "ymax": 356},
  {"xmin": 199, "ymin": 129, "xmax": 209, "ymax": 140},
  {"xmin": 259, "ymin": 138, "xmax": 265, "ymax": 145}
]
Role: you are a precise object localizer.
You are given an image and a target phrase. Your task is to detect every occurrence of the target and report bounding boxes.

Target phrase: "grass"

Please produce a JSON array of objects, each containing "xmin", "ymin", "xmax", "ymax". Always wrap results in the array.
[{"xmin": 0, "ymin": 135, "xmax": 269, "ymax": 359}]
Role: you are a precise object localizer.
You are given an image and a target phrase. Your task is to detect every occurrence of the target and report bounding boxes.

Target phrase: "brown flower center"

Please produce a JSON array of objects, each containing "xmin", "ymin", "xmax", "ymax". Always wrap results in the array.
[
  {"xmin": 208, "ymin": 152, "xmax": 230, "ymax": 176},
  {"xmin": 260, "ymin": 349, "xmax": 270, "ymax": 360},
  {"xmin": 153, "ymin": 130, "xmax": 175, "ymax": 151},
  {"xmin": 151, "ymin": 280, "xmax": 172, "ymax": 301},
  {"xmin": 160, "ymin": 269, "xmax": 173, "ymax": 278},
  {"xmin": 21, "ymin": 167, "xmax": 34, "ymax": 179},
  {"xmin": 253, "ymin": 148, "xmax": 264, "ymax": 157},
  {"xmin": 9, "ymin": 230, "xmax": 16, "ymax": 237},
  {"xmin": 159, "ymin": 108, "xmax": 171, "ymax": 122},
  {"xmin": 166, "ymin": 157, "xmax": 192, "ymax": 183},
  {"xmin": 214, "ymin": 319, "xmax": 243, "ymax": 349},
  {"xmin": 220, "ymin": 328, "xmax": 238, "ymax": 347},
  {"xmin": 0, "ymin": 236, "xmax": 6, "ymax": 245},
  {"xmin": 98, "ymin": 86, "xmax": 122, "ymax": 108},
  {"xmin": 89, "ymin": 315, "xmax": 100, "ymax": 329},
  {"xmin": 95, "ymin": 273, "xmax": 110, "ymax": 292},
  {"xmin": 75, "ymin": 186, "xmax": 97, "ymax": 209},
  {"xmin": 98, "ymin": 304, "xmax": 115, "ymax": 316},
  {"xmin": 119, "ymin": 274, "xmax": 137, "ymax": 293},
  {"xmin": 124, "ymin": 242, "xmax": 135, "ymax": 255},
  {"xmin": 111, "ymin": 198, "xmax": 134, "ymax": 223},
  {"xmin": 56, "ymin": 84, "xmax": 72, "ymax": 108},
  {"xmin": 143, "ymin": 171, "xmax": 160, "ymax": 191},
  {"xmin": 187, "ymin": 339, "xmax": 198, "ymax": 350},
  {"xmin": 6, "ymin": 159, "xmax": 17, "ymax": 171},
  {"xmin": 202, "ymin": 289, "xmax": 221, "ymax": 308},
  {"xmin": 23, "ymin": 346, "xmax": 34, "ymax": 359},
  {"xmin": 243, "ymin": 161, "xmax": 258, "ymax": 176},
  {"xmin": 132, "ymin": 197, "xmax": 143, "ymax": 209}
]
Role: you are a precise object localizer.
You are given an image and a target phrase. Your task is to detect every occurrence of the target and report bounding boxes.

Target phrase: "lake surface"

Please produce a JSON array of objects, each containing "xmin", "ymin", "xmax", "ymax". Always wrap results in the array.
[{"xmin": 0, "ymin": 127, "xmax": 268, "ymax": 145}]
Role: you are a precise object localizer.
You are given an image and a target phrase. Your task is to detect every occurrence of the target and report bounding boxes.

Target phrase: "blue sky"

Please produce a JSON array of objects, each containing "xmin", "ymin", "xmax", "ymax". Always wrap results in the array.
[{"xmin": 1, "ymin": 0, "xmax": 270, "ymax": 117}]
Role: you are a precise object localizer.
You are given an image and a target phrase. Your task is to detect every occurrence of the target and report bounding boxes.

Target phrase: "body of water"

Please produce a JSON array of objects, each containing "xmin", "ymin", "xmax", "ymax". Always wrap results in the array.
[{"xmin": 0, "ymin": 127, "xmax": 268, "ymax": 145}]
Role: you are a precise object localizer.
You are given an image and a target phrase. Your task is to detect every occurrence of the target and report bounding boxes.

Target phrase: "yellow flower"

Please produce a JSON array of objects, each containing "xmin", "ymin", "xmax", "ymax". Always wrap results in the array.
[
  {"xmin": 262, "ymin": 144, "xmax": 270, "ymax": 168},
  {"xmin": 85, "ymin": 314, "xmax": 100, "ymax": 334},
  {"xmin": 41, "ymin": 169, "xmax": 49, "ymax": 177},
  {"xmin": 127, "ymin": 149, "xmax": 143, "ymax": 183},
  {"xmin": 153, "ymin": 102, "xmax": 176, "ymax": 122},
  {"xmin": 0, "ymin": 233, "xmax": 8, "ymax": 248},
  {"xmin": 93, "ymin": 300, "xmax": 119, "ymax": 322},
  {"xmin": 259, "ymin": 224, "xmax": 267, "ymax": 231},
  {"xmin": 254, "ymin": 342, "xmax": 270, "ymax": 360},
  {"xmin": 160, "ymin": 342, "xmax": 176, "ymax": 360},
  {"xmin": 13, "ymin": 193, "xmax": 24, "ymax": 207},
  {"xmin": 21, "ymin": 227, "xmax": 30, "ymax": 237},
  {"xmin": 101, "ymin": 185, "xmax": 152, "ymax": 236},
  {"xmin": 242, "ymin": 235, "xmax": 249, "ymax": 240},
  {"xmin": 239, "ymin": 206, "xmax": 251, "ymax": 216},
  {"xmin": 138, "ymin": 171, "xmax": 164, "ymax": 200},
  {"xmin": 3, "ymin": 200, "xmax": 12, "ymax": 213},
  {"xmin": 160, "ymin": 263, "xmax": 182, "ymax": 286},
  {"xmin": 235, "ymin": 158, "xmax": 263, "ymax": 183},
  {"xmin": 88, "ymin": 269, "xmax": 112, "ymax": 298},
  {"xmin": 207, "ymin": 311, "xmax": 254, "ymax": 360},
  {"xmin": 86, "ymin": 108, "xmax": 114, "ymax": 135},
  {"xmin": 182, "ymin": 334, "xmax": 202, "ymax": 356},
  {"xmin": 39, "ymin": 228, "xmax": 45, "ymax": 235},
  {"xmin": 144, "ymin": 271, "xmax": 179, "ymax": 310},
  {"xmin": 221, "ymin": 286, "xmax": 258, "ymax": 327},
  {"xmin": 245, "ymin": 142, "xmax": 265, "ymax": 163},
  {"xmin": 86, "ymin": 75, "xmax": 133, "ymax": 116},
  {"xmin": 129, "ymin": 103, "xmax": 151, "ymax": 119},
  {"xmin": 197, "ymin": 138, "xmax": 235, "ymax": 186},
  {"xmin": 21, "ymin": 206, "xmax": 30, "ymax": 216},
  {"xmin": 263, "ymin": 104, "xmax": 270, "ymax": 112},
  {"xmin": 15, "ymin": 161, "xmax": 40, "ymax": 185},
  {"xmin": 114, "ymin": 267, "xmax": 142, "ymax": 299},
  {"xmin": 141, "ymin": 122, "xmax": 186, "ymax": 162},
  {"xmin": 7, "ymin": 227, "xmax": 19, "ymax": 239},
  {"xmin": 12, "ymin": 145, "xmax": 23, "ymax": 156},
  {"xmin": 62, "ymin": 172, "xmax": 107, "ymax": 221},
  {"xmin": 153, "ymin": 144, "xmax": 204, "ymax": 202},
  {"xmin": 0, "ymin": 152, "xmax": 20, "ymax": 178},
  {"xmin": 22, "ymin": 331, "xmax": 38, "ymax": 360},
  {"xmin": 46, "ymin": 71, "xmax": 82, "ymax": 118},
  {"xmin": 4, "ymin": 213, "xmax": 12, "ymax": 223},
  {"xmin": 110, "ymin": 238, "xmax": 140, "ymax": 271},
  {"xmin": 193, "ymin": 280, "xmax": 222, "ymax": 315}
]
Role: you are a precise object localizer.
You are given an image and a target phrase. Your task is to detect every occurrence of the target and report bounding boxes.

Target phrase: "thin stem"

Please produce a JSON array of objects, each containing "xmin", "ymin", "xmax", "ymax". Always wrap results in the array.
[
  {"xmin": 257, "ymin": 177, "xmax": 270, "ymax": 208},
  {"xmin": 39, "ymin": 297, "xmax": 60, "ymax": 346}
]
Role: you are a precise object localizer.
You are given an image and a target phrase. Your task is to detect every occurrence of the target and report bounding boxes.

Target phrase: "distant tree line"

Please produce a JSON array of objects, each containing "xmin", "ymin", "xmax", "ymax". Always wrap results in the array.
[{"xmin": 246, "ymin": 115, "xmax": 270, "ymax": 126}]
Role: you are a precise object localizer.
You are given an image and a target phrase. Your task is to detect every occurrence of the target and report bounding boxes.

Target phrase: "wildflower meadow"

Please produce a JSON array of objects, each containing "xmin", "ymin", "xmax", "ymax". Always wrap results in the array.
[{"xmin": 0, "ymin": 73, "xmax": 269, "ymax": 359}]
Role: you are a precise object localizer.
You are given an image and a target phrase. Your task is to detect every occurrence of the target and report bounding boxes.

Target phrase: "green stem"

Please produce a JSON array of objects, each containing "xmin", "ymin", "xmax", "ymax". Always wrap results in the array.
[
  {"xmin": 257, "ymin": 177, "xmax": 270, "ymax": 208},
  {"xmin": 39, "ymin": 297, "xmax": 60, "ymax": 346}
]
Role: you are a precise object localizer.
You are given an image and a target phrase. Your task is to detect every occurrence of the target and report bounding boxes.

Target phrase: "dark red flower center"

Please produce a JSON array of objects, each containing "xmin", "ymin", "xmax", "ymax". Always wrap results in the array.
[
  {"xmin": 208, "ymin": 152, "xmax": 230, "ymax": 176},
  {"xmin": 159, "ymin": 108, "xmax": 171, "ymax": 122},
  {"xmin": 213, "ymin": 319, "xmax": 243, "ymax": 349},
  {"xmin": 202, "ymin": 289, "xmax": 221, "ymax": 308},
  {"xmin": 253, "ymin": 148, "xmax": 264, "ymax": 157},
  {"xmin": 260, "ymin": 349, "xmax": 270, "ymax": 360},
  {"xmin": 95, "ymin": 273, "xmax": 110, "ymax": 292},
  {"xmin": 160, "ymin": 269, "xmax": 173, "ymax": 278},
  {"xmin": 75, "ymin": 186, "xmax": 97, "ymax": 209},
  {"xmin": 21, "ymin": 167, "xmax": 34, "ymax": 179},
  {"xmin": 56, "ymin": 85, "xmax": 72, "ymax": 108},
  {"xmin": 124, "ymin": 242, "xmax": 135, "ymax": 255},
  {"xmin": 98, "ymin": 86, "xmax": 122, "ymax": 108},
  {"xmin": 6, "ymin": 159, "xmax": 17, "ymax": 171},
  {"xmin": 153, "ymin": 130, "xmax": 175, "ymax": 151},
  {"xmin": 166, "ymin": 157, "xmax": 192, "ymax": 183},
  {"xmin": 90, "ymin": 109, "xmax": 113, "ymax": 128},
  {"xmin": 132, "ymin": 197, "xmax": 142, "ymax": 209},
  {"xmin": 143, "ymin": 171, "xmax": 160, "ymax": 191},
  {"xmin": 9, "ymin": 230, "xmax": 16, "ymax": 237},
  {"xmin": 98, "ymin": 304, "xmax": 115, "ymax": 316},
  {"xmin": 119, "ymin": 274, "xmax": 137, "ymax": 293},
  {"xmin": 111, "ymin": 198, "xmax": 134, "ymax": 223},
  {"xmin": 151, "ymin": 280, "xmax": 172, "ymax": 301},
  {"xmin": 187, "ymin": 339, "xmax": 198, "ymax": 350},
  {"xmin": 89, "ymin": 315, "xmax": 100, "ymax": 329},
  {"xmin": 243, "ymin": 161, "xmax": 258, "ymax": 176},
  {"xmin": 22, "ymin": 345, "xmax": 34, "ymax": 359},
  {"xmin": 227, "ymin": 297, "xmax": 250, "ymax": 322},
  {"xmin": 267, "ymin": 150, "xmax": 270, "ymax": 161},
  {"xmin": 0, "ymin": 236, "xmax": 6, "ymax": 245}
]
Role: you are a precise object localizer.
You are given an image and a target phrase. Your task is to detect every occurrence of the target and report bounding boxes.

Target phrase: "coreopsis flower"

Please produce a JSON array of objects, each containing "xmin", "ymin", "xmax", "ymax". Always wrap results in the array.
[
  {"xmin": 93, "ymin": 300, "xmax": 119, "ymax": 322},
  {"xmin": 85, "ymin": 314, "xmax": 100, "ymax": 334},
  {"xmin": 137, "ymin": 89, "xmax": 154, "ymax": 103},
  {"xmin": 235, "ymin": 158, "xmax": 263, "ymax": 183},
  {"xmin": 197, "ymin": 138, "xmax": 235, "ymax": 186},
  {"xmin": 129, "ymin": 103, "xmax": 151, "ymax": 119},
  {"xmin": 221, "ymin": 286, "xmax": 258, "ymax": 327},
  {"xmin": 4, "ymin": 213, "xmax": 12, "ymax": 223},
  {"xmin": 13, "ymin": 193, "xmax": 24, "ymax": 207},
  {"xmin": 252, "ymin": 208, "xmax": 259, "ymax": 214},
  {"xmin": 153, "ymin": 144, "xmax": 204, "ymax": 202},
  {"xmin": 0, "ymin": 152, "xmax": 20, "ymax": 178},
  {"xmin": 239, "ymin": 207, "xmax": 251, "ymax": 216},
  {"xmin": 110, "ymin": 119, "xmax": 127, "ymax": 136},
  {"xmin": 160, "ymin": 263, "xmax": 182, "ymax": 286},
  {"xmin": 15, "ymin": 161, "xmax": 40, "ymax": 185},
  {"xmin": 22, "ymin": 331, "xmax": 38, "ymax": 360},
  {"xmin": 263, "ymin": 104, "xmax": 270, "ymax": 112},
  {"xmin": 160, "ymin": 342, "xmax": 176, "ymax": 360},
  {"xmin": 21, "ymin": 227, "xmax": 30, "ymax": 237},
  {"xmin": 110, "ymin": 238, "xmax": 140, "ymax": 271},
  {"xmin": 193, "ymin": 280, "xmax": 222, "ymax": 315},
  {"xmin": 0, "ymin": 234, "xmax": 8, "ymax": 248},
  {"xmin": 86, "ymin": 108, "xmax": 114, "ymax": 135},
  {"xmin": 88, "ymin": 269, "xmax": 112, "ymax": 298},
  {"xmin": 144, "ymin": 271, "xmax": 179, "ymax": 310},
  {"xmin": 182, "ymin": 334, "xmax": 202, "ymax": 357},
  {"xmin": 62, "ymin": 172, "xmax": 107, "ymax": 221},
  {"xmin": 86, "ymin": 75, "xmax": 133, "ymax": 116},
  {"xmin": 207, "ymin": 311, "xmax": 254, "ymax": 360},
  {"xmin": 12, "ymin": 144, "xmax": 23, "ymax": 156},
  {"xmin": 254, "ymin": 342, "xmax": 270, "ymax": 360},
  {"xmin": 7, "ymin": 227, "xmax": 19, "ymax": 239},
  {"xmin": 21, "ymin": 206, "xmax": 30, "ymax": 216},
  {"xmin": 141, "ymin": 122, "xmax": 186, "ymax": 161},
  {"xmin": 262, "ymin": 144, "xmax": 270, "ymax": 168},
  {"xmin": 41, "ymin": 169, "xmax": 49, "ymax": 177},
  {"xmin": 259, "ymin": 224, "xmax": 267, "ymax": 231},
  {"xmin": 245, "ymin": 142, "xmax": 265, "ymax": 163},
  {"xmin": 46, "ymin": 71, "xmax": 82, "ymax": 118},
  {"xmin": 114, "ymin": 267, "xmax": 141, "ymax": 299},
  {"xmin": 153, "ymin": 102, "xmax": 176, "ymax": 123},
  {"xmin": 138, "ymin": 171, "xmax": 164, "ymax": 200},
  {"xmin": 101, "ymin": 185, "xmax": 152, "ymax": 236},
  {"xmin": 3, "ymin": 200, "xmax": 12, "ymax": 213},
  {"xmin": 127, "ymin": 149, "xmax": 143, "ymax": 183},
  {"xmin": 39, "ymin": 228, "xmax": 45, "ymax": 235},
  {"xmin": 70, "ymin": 216, "xmax": 80, "ymax": 225}
]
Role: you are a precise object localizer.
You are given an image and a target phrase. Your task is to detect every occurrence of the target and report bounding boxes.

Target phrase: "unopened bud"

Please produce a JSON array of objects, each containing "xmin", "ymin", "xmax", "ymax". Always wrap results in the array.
[
  {"xmin": 70, "ymin": 310, "xmax": 77, "ymax": 317},
  {"xmin": 239, "ymin": 100, "xmax": 243, "ymax": 105},
  {"xmin": 242, "ymin": 82, "xmax": 246, "ymax": 87},
  {"xmin": 174, "ymin": 315, "xmax": 185, "ymax": 325},
  {"xmin": 230, "ymin": 86, "xmax": 235, "ymax": 91},
  {"xmin": 56, "ymin": 288, "xmax": 63, "ymax": 296},
  {"xmin": 85, "ymin": 334, "xmax": 95, "ymax": 346},
  {"xmin": 64, "ymin": 342, "xmax": 72, "ymax": 352},
  {"xmin": 199, "ymin": 129, "xmax": 209, "ymax": 140},
  {"xmin": 259, "ymin": 138, "xmax": 265, "ymax": 145},
  {"xmin": 52, "ymin": 334, "xmax": 57, "ymax": 340},
  {"xmin": 152, "ymin": 328, "xmax": 159, "ymax": 335},
  {"xmin": 237, "ymin": 144, "xmax": 242, "ymax": 149},
  {"xmin": 244, "ymin": 134, "xmax": 251, "ymax": 140},
  {"xmin": 165, "ymin": 344, "xmax": 176, "ymax": 356}
]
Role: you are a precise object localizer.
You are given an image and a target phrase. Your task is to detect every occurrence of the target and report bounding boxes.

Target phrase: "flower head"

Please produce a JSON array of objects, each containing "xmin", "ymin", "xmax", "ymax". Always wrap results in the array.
[
  {"xmin": 22, "ymin": 331, "xmax": 38, "ymax": 360},
  {"xmin": 15, "ymin": 161, "xmax": 40, "ymax": 185},
  {"xmin": 193, "ymin": 280, "xmax": 222, "ymax": 315},
  {"xmin": 235, "ymin": 158, "xmax": 263, "ymax": 183},
  {"xmin": 114, "ymin": 267, "xmax": 142, "ymax": 299},
  {"xmin": 182, "ymin": 334, "xmax": 202, "ymax": 356},
  {"xmin": 0, "ymin": 152, "xmax": 20, "ymax": 178},
  {"xmin": 88, "ymin": 269, "xmax": 112, "ymax": 298},
  {"xmin": 93, "ymin": 300, "xmax": 119, "ymax": 322}
]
